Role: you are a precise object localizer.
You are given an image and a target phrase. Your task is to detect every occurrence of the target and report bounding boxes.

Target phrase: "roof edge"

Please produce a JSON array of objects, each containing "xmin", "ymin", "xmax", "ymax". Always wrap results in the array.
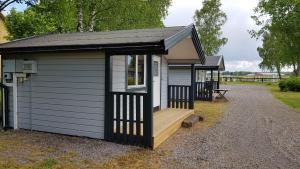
[
  {"xmin": 0, "ymin": 41, "xmax": 165, "ymax": 54},
  {"xmin": 164, "ymin": 24, "xmax": 206, "ymax": 64}
]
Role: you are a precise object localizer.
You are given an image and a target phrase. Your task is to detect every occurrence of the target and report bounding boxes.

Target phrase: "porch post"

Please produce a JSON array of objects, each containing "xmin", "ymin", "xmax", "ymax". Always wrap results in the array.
[
  {"xmin": 210, "ymin": 69, "xmax": 214, "ymax": 101},
  {"xmin": 144, "ymin": 54, "xmax": 153, "ymax": 147},
  {"xmin": 217, "ymin": 70, "xmax": 220, "ymax": 89},
  {"xmin": 104, "ymin": 53, "xmax": 112, "ymax": 141},
  {"xmin": 189, "ymin": 64, "xmax": 195, "ymax": 109}
]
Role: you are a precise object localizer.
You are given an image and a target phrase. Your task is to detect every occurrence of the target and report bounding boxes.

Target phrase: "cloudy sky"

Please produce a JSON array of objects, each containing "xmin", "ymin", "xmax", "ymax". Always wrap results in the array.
[
  {"xmin": 5, "ymin": 0, "xmax": 264, "ymax": 72},
  {"xmin": 164, "ymin": 0, "xmax": 263, "ymax": 72}
]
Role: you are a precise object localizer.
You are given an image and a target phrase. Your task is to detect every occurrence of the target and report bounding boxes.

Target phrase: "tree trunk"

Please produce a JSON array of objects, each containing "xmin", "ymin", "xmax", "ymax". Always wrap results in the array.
[
  {"xmin": 297, "ymin": 57, "xmax": 300, "ymax": 77},
  {"xmin": 275, "ymin": 65, "xmax": 282, "ymax": 79},
  {"xmin": 88, "ymin": 6, "xmax": 97, "ymax": 32},
  {"xmin": 295, "ymin": 62, "xmax": 300, "ymax": 77},
  {"xmin": 292, "ymin": 62, "xmax": 299, "ymax": 77},
  {"xmin": 76, "ymin": 0, "xmax": 84, "ymax": 32}
]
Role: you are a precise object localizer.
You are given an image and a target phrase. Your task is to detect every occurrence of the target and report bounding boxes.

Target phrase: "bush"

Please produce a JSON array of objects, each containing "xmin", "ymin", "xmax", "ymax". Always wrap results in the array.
[
  {"xmin": 279, "ymin": 79, "xmax": 288, "ymax": 91},
  {"xmin": 279, "ymin": 77, "xmax": 300, "ymax": 92}
]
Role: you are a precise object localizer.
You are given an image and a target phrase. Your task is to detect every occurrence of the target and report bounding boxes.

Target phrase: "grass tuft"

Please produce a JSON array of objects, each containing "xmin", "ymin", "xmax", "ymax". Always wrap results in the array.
[
  {"xmin": 194, "ymin": 101, "xmax": 226, "ymax": 127},
  {"xmin": 42, "ymin": 158, "xmax": 58, "ymax": 169}
]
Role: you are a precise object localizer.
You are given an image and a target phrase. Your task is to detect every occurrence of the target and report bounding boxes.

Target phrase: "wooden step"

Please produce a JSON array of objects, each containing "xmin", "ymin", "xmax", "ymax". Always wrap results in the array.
[
  {"xmin": 182, "ymin": 114, "xmax": 203, "ymax": 128},
  {"xmin": 153, "ymin": 109, "xmax": 194, "ymax": 149}
]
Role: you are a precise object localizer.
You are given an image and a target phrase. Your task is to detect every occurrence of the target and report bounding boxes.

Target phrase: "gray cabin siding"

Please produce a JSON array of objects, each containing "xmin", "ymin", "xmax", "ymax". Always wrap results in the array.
[
  {"xmin": 6, "ymin": 52, "xmax": 105, "ymax": 139},
  {"xmin": 169, "ymin": 68, "xmax": 191, "ymax": 86},
  {"xmin": 161, "ymin": 56, "xmax": 168, "ymax": 109},
  {"xmin": 169, "ymin": 68, "xmax": 207, "ymax": 87}
]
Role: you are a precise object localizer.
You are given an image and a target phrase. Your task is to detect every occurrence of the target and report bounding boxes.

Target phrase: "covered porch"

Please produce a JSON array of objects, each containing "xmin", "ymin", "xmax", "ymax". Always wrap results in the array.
[
  {"xmin": 194, "ymin": 55, "xmax": 225, "ymax": 101},
  {"xmin": 104, "ymin": 25, "xmax": 205, "ymax": 148}
]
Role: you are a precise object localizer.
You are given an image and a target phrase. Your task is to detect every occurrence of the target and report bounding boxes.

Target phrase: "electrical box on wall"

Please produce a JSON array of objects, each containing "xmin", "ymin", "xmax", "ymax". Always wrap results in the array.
[
  {"xmin": 3, "ymin": 72, "xmax": 12, "ymax": 80},
  {"xmin": 23, "ymin": 60, "xmax": 37, "ymax": 73}
]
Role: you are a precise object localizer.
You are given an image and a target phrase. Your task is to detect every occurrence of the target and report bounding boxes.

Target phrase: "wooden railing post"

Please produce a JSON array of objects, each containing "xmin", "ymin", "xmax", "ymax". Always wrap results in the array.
[
  {"xmin": 189, "ymin": 64, "xmax": 195, "ymax": 109},
  {"xmin": 104, "ymin": 53, "xmax": 112, "ymax": 141},
  {"xmin": 217, "ymin": 70, "xmax": 220, "ymax": 89},
  {"xmin": 144, "ymin": 54, "xmax": 153, "ymax": 148}
]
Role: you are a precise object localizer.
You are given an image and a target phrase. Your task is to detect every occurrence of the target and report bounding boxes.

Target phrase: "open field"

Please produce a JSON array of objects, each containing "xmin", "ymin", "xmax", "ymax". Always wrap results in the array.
[{"xmin": 0, "ymin": 101, "xmax": 226, "ymax": 169}]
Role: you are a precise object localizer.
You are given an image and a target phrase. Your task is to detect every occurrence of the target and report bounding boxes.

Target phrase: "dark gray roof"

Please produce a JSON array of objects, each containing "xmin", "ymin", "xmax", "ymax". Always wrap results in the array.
[
  {"xmin": 202, "ymin": 55, "xmax": 224, "ymax": 68},
  {"xmin": 0, "ymin": 26, "xmax": 184, "ymax": 49},
  {"xmin": 0, "ymin": 24, "xmax": 205, "ymax": 64},
  {"xmin": 169, "ymin": 55, "xmax": 225, "ymax": 71}
]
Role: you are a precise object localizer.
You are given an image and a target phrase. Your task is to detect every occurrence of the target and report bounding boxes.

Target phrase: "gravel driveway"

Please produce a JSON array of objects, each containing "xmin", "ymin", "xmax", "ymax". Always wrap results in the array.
[{"xmin": 159, "ymin": 85, "xmax": 300, "ymax": 169}]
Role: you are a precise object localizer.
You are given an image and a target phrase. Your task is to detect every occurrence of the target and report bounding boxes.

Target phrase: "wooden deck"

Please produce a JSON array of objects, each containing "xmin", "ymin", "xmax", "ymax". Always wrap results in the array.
[{"xmin": 153, "ymin": 108, "xmax": 194, "ymax": 149}]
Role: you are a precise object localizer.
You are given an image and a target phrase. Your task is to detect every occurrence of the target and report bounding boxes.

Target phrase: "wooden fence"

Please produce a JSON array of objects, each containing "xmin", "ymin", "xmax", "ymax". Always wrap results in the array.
[{"xmin": 222, "ymin": 77, "xmax": 284, "ymax": 83}]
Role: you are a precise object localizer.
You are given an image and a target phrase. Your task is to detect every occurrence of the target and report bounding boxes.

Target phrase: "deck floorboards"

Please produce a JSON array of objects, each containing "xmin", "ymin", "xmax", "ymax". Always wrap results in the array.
[{"xmin": 153, "ymin": 108, "xmax": 194, "ymax": 148}]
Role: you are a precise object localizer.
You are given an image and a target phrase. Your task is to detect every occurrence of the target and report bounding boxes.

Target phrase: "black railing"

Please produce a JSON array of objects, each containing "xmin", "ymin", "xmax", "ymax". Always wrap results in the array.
[
  {"xmin": 194, "ymin": 81, "xmax": 213, "ymax": 101},
  {"xmin": 0, "ymin": 83, "xmax": 9, "ymax": 128},
  {"xmin": 108, "ymin": 92, "xmax": 149, "ymax": 146},
  {"xmin": 212, "ymin": 80, "xmax": 218, "ymax": 90},
  {"xmin": 168, "ymin": 85, "xmax": 192, "ymax": 109}
]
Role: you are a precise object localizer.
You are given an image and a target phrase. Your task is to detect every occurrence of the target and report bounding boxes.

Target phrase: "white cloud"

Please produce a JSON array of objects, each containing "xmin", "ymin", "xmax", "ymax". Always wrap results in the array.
[
  {"xmin": 164, "ymin": 0, "xmax": 202, "ymax": 26},
  {"xmin": 164, "ymin": 0, "xmax": 263, "ymax": 71},
  {"xmin": 226, "ymin": 60, "xmax": 262, "ymax": 72}
]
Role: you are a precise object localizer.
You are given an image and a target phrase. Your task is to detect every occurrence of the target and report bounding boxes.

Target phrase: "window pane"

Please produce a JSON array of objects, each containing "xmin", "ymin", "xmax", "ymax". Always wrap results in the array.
[
  {"xmin": 138, "ymin": 55, "xmax": 145, "ymax": 85},
  {"xmin": 154, "ymin": 61, "xmax": 159, "ymax": 76},
  {"xmin": 128, "ymin": 55, "xmax": 136, "ymax": 85}
]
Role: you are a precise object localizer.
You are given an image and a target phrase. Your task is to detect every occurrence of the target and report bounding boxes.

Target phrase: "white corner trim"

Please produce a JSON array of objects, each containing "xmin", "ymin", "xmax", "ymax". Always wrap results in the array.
[{"xmin": 13, "ymin": 73, "xmax": 18, "ymax": 129}]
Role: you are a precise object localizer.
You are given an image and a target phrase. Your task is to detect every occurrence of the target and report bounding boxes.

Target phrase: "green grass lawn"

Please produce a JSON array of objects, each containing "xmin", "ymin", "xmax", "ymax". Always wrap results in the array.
[
  {"xmin": 222, "ymin": 81, "xmax": 300, "ymax": 112},
  {"xmin": 267, "ymin": 85, "xmax": 300, "ymax": 112},
  {"xmin": 222, "ymin": 81, "xmax": 265, "ymax": 85}
]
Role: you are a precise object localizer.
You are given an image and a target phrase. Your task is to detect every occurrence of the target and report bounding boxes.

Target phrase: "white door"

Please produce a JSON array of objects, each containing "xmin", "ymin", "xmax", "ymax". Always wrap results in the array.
[{"xmin": 153, "ymin": 56, "xmax": 161, "ymax": 109}]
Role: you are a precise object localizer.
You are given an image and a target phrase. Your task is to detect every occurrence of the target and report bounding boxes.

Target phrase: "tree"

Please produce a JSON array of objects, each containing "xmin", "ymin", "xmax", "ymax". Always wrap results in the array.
[
  {"xmin": 250, "ymin": 0, "xmax": 300, "ymax": 76},
  {"xmin": 76, "ymin": 0, "xmax": 170, "ymax": 32},
  {"xmin": 5, "ymin": 0, "xmax": 77, "ymax": 40},
  {"xmin": 194, "ymin": 0, "xmax": 228, "ymax": 56},
  {"xmin": 257, "ymin": 32, "xmax": 288, "ymax": 79},
  {"xmin": 5, "ymin": 0, "xmax": 171, "ymax": 39}
]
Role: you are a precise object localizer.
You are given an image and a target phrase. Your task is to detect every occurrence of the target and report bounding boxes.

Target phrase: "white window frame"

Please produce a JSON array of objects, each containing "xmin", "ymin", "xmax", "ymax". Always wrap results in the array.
[{"xmin": 127, "ymin": 55, "xmax": 146, "ymax": 89}]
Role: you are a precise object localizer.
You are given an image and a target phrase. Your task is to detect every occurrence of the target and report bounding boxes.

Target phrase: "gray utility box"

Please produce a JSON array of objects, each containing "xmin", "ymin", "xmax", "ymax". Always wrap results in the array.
[{"xmin": 3, "ymin": 59, "xmax": 24, "ymax": 73}]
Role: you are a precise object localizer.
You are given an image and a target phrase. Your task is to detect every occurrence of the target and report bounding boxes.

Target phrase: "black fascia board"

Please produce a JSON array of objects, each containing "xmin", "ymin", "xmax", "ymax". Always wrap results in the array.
[
  {"xmin": 169, "ymin": 65, "xmax": 220, "ymax": 70},
  {"xmin": 0, "ymin": 41, "xmax": 166, "ymax": 54}
]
